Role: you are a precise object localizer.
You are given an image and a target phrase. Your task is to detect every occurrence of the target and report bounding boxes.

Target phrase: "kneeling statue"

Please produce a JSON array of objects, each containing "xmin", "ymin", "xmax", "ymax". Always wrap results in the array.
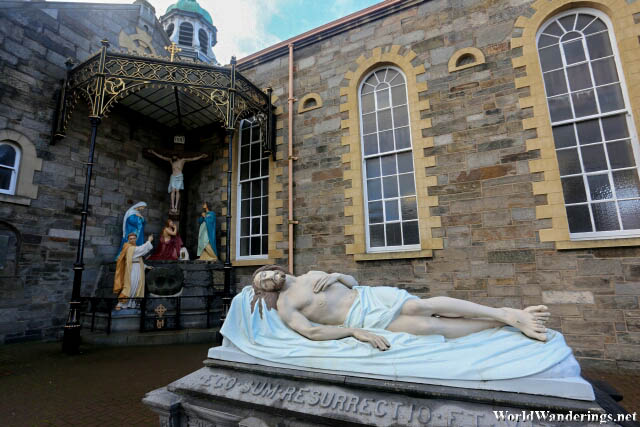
[{"xmin": 251, "ymin": 265, "xmax": 549, "ymax": 350}]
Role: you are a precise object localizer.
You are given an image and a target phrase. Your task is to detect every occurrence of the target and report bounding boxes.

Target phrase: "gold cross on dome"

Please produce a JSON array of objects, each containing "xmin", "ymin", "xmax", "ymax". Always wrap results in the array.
[{"xmin": 165, "ymin": 42, "xmax": 182, "ymax": 62}]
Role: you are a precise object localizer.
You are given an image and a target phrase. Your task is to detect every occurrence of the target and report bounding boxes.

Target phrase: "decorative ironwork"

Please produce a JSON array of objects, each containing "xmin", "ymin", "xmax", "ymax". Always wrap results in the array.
[
  {"xmin": 57, "ymin": 41, "xmax": 274, "ymax": 352},
  {"xmin": 52, "ymin": 40, "xmax": 273, "ymax": 140}
]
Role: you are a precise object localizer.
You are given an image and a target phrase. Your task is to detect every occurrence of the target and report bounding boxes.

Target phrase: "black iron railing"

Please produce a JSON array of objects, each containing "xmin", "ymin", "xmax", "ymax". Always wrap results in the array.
[{"xmin": 79, "ymin": 294, "xmax": 225, "ymax": 334}]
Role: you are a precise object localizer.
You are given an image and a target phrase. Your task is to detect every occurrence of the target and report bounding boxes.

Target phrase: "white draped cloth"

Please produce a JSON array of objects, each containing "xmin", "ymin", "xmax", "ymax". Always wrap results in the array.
[{"xmin": 220, "ymin": 286, "xmax": 576, "ymax": 381}]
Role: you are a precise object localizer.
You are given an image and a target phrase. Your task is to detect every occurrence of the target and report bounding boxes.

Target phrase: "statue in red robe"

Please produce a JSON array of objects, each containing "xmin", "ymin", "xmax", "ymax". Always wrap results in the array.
[{"xmin": 149, "ymin": 219, "xmax": 183, "ymax": 261}]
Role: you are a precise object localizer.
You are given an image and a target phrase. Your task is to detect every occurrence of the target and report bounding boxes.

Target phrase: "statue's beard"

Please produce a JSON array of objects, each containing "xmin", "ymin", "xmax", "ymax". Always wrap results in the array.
[
  {"xmin": 251, "ymin": 274, "xmax": 285, "ymax": 316},
  {"xmin": 271, "ymin": 273, "xmax": 285, "ymax": 291}
]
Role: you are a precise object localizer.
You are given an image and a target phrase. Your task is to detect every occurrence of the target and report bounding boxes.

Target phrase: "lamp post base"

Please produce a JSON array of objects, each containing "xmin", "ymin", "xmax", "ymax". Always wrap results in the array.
[{"xmin": 62, "ymin": 301, "xmax": 81, "ymax": 354}]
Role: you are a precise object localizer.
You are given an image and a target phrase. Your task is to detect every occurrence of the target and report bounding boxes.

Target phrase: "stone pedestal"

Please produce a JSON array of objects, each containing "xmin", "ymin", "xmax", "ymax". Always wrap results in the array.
[
  {"xmin": 82, "ymin": 261, "xmax": 225, "ymax": 334},
  {"xmin": 143, "ymin": 357, "xmax": 620, "ymax": 427}
]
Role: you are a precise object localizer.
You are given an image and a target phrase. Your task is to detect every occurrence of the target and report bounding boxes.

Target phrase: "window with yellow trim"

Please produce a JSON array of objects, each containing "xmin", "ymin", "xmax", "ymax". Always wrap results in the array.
[
  {"xmin": 236, "ymin": 118, "xmax": 269, "ymax": 259},
  {"xmin": 359, "ymin": 66, "xmax": 420, "ymax": 251},
  {"xmin": 537, "ymin": 9, "xmax": 640, "ymax": 239}
]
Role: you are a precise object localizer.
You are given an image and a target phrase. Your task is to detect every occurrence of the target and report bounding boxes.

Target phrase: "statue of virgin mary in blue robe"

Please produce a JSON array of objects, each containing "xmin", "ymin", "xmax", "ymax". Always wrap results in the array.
[{"xmin": 115, "ymin": 202, "xmax": 147, "ymax": 260}]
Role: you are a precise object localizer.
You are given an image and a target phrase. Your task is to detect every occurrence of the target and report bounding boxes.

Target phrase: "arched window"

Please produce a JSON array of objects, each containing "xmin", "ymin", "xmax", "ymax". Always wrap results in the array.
[
  {"xmin": 0, "ymin": 142, "xmax": 20, "ymax": 195},
  {"xmin": 359, "ymin": 67, "xmax": 419, "ymax": 251},
  {"xmin": 178, "ymin": 22, "xmax": 193, "ymax": 46},
  {"xmin": 198, "ymin": 29, "xmax": 208, "ymax": 55},
  {"xmin": 237, "ymin": 118, "xmax": 269, "ymax": 258},
  {"xmin": 537, "ymin": 9, "xmax": 640, "ymax": 239},
  {"xmin": 166, "ymin": 23, "xmax": 174, "ymax": 38}
]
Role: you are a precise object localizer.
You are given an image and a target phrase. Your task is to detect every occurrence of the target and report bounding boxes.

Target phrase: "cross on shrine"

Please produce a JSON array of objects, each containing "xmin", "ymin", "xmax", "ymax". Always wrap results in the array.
[{"xmin": 165, "ymin": 42, "xmax": 182, "ymax": 62}]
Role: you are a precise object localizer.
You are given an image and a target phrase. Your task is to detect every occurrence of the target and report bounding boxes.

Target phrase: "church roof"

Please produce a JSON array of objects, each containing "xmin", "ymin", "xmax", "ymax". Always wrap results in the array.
[{"xmin": 166, "ymin": 0, "xmax": 213, "ymax": 25}]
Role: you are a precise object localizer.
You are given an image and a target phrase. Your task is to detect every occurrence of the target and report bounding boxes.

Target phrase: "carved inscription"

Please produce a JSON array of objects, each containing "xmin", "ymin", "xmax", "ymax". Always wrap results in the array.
[{"xmin": 202, "ymin": 373, "xmax": 528, "ymax": 426}]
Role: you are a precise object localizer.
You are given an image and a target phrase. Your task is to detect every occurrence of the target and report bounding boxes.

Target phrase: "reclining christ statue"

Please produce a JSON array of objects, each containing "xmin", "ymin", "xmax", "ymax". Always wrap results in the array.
[
  {"xmin": 214, "ymin": 264, "xmax": 582, "ymax": 384},
  {"xmin": 250, "ymin": 265, "xmax": 549, "ymax": 350}
]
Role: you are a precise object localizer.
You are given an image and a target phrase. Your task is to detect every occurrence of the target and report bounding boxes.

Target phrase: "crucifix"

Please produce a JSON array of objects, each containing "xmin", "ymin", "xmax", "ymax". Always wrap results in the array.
[
  {"xmin": 144, "ymin": 135, "xmax": 209, "ymax": 215},
  {"xmin": 165, "ymin": 42, "xmax": 182, "ymax": 62}
]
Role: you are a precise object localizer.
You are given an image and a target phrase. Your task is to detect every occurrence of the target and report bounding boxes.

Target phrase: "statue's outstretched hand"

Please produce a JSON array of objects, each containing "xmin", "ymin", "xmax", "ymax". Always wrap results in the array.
[
  {"xmin": 313, "ymin": 273, "xmax": 341, "ymax": 293},
  {"xmin": 352, "ymin": 329, "xmax": 390, "ymax": 351}
]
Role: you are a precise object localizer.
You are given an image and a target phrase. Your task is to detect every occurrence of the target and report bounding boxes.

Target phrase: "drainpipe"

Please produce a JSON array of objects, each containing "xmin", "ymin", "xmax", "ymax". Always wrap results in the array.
[{"xmin": 287, "ymin": 43, "xmax": 297, "ymax": 274}]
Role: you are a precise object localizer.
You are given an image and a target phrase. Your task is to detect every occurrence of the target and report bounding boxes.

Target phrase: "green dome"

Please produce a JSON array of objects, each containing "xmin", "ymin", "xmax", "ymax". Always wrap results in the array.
[{"xmin": 166, "ymin": 0, "xmax": 213, "ymax": 25}]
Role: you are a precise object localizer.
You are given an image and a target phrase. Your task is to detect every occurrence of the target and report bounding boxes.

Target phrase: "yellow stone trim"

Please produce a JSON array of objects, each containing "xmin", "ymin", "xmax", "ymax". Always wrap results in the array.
[
  {"xmin": 340, "ymin": 46, "xmax": 442, "ymax": 260},
  {"xmin": 0, "ymin": 129, "xmax": 41, "ymax": 200},
  {"xmin": 512, "ymin": 0, "xmax": 640, "ymax": 250},
  {"xmin": 556, "ymin": 238, "xmax": 640, "ymax": 250},
  {"xmin": 297, "ymin": 93, "xmax": 323, "ymax": 113},
  {"xmin": 230, "ymin": 95, "xmax": 284, "ymax": 264},
  {"xmin": 233, "ymin": 258, "xmax": 277, "ymax": 267},
  {"xmin": 118, "ymin": 27, "xmax": 157, "ymax": 56},
  {"xmin": 447, "ymin": 47, "xmax": 486, "ymax": 72},
  {"xmin": 354, "ymin": 249, "xmax": 434, "ymax": 262}
]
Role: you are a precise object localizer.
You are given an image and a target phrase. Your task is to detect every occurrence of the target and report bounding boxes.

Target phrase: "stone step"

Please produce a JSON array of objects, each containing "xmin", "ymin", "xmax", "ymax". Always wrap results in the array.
[{"xmin": 81, "ymin": 328, "xmax": 222, "ymax": 347}]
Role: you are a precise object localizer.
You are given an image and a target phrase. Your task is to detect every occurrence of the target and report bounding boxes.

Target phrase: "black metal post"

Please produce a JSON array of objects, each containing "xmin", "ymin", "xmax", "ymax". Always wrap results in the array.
[
  {"xmin": 222, "ymin": 57, "xmax": 237, "ymax": 320},
  {"xmin": 266, "ymin": 87, "xmax": 275, "ymax": 160},
  {"xmin": 62, "ymin": 116, "xmax": 101, "ymax": 354}
]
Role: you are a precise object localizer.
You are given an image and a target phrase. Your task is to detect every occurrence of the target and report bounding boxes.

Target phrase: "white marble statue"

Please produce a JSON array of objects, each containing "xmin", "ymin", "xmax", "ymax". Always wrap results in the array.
[
  {"xmin": 214, "ymin": 265, "xmax": 583, "ymax": 386},
  {"xmin": 250, "ymin": 265, "xmax": 549, "ymax": 350}
]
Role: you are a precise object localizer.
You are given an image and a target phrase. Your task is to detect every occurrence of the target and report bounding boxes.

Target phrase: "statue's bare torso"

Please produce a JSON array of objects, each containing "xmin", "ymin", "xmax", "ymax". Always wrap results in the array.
[
  {"xmin": 278, "ymin": 272, "xmax": 357, "ymax": 326},
  {"xmin": 254, "ymin": 268, "xmax": 550, "ymax": 350}
]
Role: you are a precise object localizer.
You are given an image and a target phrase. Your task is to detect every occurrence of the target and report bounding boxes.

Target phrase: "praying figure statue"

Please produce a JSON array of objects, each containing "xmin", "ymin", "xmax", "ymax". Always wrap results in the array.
[
  {"xmin": 197, "ymin": 202, "xmax": 218, "ymax": 261},
  {"xmin": 113, "ymin": 232, "xmax": 154, "ymax": 310},
  {"xmin": 115, "ymin": 201, "xmax": 146, "ymax": 260},
  {"xmin": 148, "ymin": 149, "xmax": 208, "ymax": 213},
  {"xmin": 250, "ymin": 265, "xmax": 549, "ymax": 350},
  {"xmin": 148, "ymin": 219, "xmax": 183, "ymax": 261}
]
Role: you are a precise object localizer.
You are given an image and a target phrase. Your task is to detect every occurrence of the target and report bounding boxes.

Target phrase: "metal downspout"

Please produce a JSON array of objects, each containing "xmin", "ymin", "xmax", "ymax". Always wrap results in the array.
[{"xmin": 287, "ymin": 43, "xmax": 296, "ymax": 274}]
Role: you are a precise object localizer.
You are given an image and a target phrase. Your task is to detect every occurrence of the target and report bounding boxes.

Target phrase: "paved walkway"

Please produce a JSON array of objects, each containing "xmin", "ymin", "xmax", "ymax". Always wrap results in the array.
[
  {"xmin": 0, "ymin": 341, "xmax": 638, "ymax": 426},
  {"xmin": 0, "ymin": 341, "xmax": 211, "ymax": 426}
]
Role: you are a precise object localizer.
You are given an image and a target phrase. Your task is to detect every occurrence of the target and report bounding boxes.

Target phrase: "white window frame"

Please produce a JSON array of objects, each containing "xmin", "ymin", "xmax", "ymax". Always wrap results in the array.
[
  {"xmin": 0, "ymin": 142, "xmax": 20, "ymax": 196},
  {"xmin": 358, "ymin": 66, "xmax": 420, "ymax": 253},
  {"xmin": 236, "ymin": 118, "xmax": 269, "ymax": 260},
  {"xmin": 537, "ymin": 8, "xmax": 640, "ymax": 240}
]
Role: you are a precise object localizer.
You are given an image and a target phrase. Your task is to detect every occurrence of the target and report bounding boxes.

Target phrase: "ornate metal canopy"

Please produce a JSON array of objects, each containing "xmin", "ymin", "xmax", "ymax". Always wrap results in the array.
[
  {"xmin": 52, "ymin": 40, "xmax": 274, "ymax": 154},
  {"xmin": 59, "ymin": 41, "xmax": 275, "ymax": 354}
]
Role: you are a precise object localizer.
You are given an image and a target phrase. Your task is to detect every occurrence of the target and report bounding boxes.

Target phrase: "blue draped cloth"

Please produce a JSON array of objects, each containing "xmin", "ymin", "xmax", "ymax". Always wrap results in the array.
[
  {"xmin": 197, "ymin": 211, "xmax": 217, "ymax": 257},
  {"xmin": 220, "ymin": 286, "xmax": 574, "ymax": 381},
  {"xmin": 115, "ymin": 213, "xmax": 145, "ymax": 260}
]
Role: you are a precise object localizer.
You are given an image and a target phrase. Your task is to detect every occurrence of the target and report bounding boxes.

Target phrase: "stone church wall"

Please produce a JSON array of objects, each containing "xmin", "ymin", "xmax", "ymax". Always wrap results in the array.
[
  {"xmin": 234, "ymin": 0, "xmax": 640, "ymax": 371},
  {"xmin": 0, "ymin": 0, "xmax": 639, "ymax": 373},
  {"xmin": 0, "ymin": 1, "xmax": 172, "ymax": 343}
]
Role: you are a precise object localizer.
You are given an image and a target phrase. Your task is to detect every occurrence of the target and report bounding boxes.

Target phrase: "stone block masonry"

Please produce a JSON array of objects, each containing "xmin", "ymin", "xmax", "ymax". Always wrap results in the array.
[
  {"xmin": 230, "ymin": 0, "xmax": 640, "ymax": 371},
  {"xmin": 0, "ymin": 1, "xmax": 173, "ymax": 344},
  {"xmin": 1, "ymin": 0, "xmax": 640, "ymax": 373}
]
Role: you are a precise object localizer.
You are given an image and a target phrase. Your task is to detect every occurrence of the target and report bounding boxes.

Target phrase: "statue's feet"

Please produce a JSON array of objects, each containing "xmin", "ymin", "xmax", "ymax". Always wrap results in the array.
[{"xmin": 502, "ymin": 305, "xmax": 550, "ymax": 342}]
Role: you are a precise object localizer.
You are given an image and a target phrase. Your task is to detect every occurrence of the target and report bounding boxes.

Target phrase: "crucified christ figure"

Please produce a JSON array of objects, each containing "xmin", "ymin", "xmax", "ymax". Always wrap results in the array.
[
  {"xmin": 149, "ymin": 149, "xmax": 207, "ymax": 213},
  {"xmin": 251, "ymin": 266, "xmax": 550, "ymax": 351}
]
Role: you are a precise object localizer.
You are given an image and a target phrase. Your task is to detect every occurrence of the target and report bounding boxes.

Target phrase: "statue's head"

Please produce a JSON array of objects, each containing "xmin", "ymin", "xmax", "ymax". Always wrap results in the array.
[
  {"xmin": 250, "ymin": 265, "xmax": 289, "ymax": 315},
  {"xmin": 172, "ymin": 155, "xmax": 178, "ymax": 161},
  {"xmin": 202, "ymin": 202, "xmax": 209, "ymax": 211},
  {"xmin": 166, "ymin": 219, "xmax": 174, "ymax": 228},
  {"xmin": 127, "ymin": 232, "xmax": 137, "ymax": 244}
]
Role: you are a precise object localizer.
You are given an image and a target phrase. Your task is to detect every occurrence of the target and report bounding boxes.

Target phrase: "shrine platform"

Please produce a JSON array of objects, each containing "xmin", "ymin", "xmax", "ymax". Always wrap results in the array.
[{"xmin": 79, "ymin": 260, "xmax": 227, "ymax": 343}]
